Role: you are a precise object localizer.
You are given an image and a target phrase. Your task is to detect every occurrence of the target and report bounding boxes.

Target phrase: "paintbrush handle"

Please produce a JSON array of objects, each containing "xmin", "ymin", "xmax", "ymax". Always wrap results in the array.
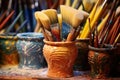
[
  {"xmin": 73, "ymin": 26, "xmax": 81, "ymax": 40},
  {"xmin": 66, "ymin": 28, "xmax": 76, "ymax": 41},
  {"xmin": 41, "ymin": 27, "xmax": 49, "ymax": 41},
  {"xmin": 44, "ymin": 29, "xmax": 54, "ymax": 41},
  {"xmin": 0, "ymin": 10, "xmax": 7, "ymax": 23},
  {"xmin": 0, "ymin": 10, "xmax": 15, "ymax": 30},
  {"xmin": 113, "ymin": 33, "xmax": 120, "ymax": 47},
  {"xmin": 110, "ymin": 23, "xmax": 120, "ymax": 44}
]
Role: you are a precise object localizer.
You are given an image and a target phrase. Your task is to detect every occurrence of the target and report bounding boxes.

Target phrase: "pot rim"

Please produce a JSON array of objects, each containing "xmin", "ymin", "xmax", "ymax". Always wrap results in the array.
[
  {"xmin": 17, "ymin": 32, "xmax": 44, "ymax": 40},
  {"xmin": 0, "ymin": 33, "xmax": 17, "ymax": 40},
  {"xmin": 43, "ymin": 39, "xmax": 76, "ymax": 45},
  {"xmin": 88, "ymin": 44, "xmax": 116, "ymax": 52}
]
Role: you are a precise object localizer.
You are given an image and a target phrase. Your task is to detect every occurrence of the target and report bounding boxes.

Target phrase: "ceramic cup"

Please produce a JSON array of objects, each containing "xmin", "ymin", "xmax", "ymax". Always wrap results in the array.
[
  {"xmin": 88, "ymin": 45, "xmax": 116, "ymax": 79},
  {"xmin": 74, "ymin": 38, "xmax": 90, "ymax": 71},
  {"xmin": 16, "ymin": 32, "xmax": 47, "ymax": 69},
  {"xmin": 43, "ymin": 40, "xmax": 78, "ymax": 78},
  {"xmin": 0, "ymin": 33, "xmax": 19, "ymax": 68}
]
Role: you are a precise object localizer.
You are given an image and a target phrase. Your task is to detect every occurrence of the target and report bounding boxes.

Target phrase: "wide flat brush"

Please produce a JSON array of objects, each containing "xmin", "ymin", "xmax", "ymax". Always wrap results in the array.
[
  {"xmin": 42, "ymin": 9, "xmax": 61, "ymax": 41},
  {"xmin": 60, "ymin": 5, "xmax": 84, "ymax": 41}
]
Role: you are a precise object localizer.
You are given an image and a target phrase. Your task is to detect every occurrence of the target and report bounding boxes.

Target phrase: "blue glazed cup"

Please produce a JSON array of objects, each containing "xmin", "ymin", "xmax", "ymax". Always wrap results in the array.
[{"xmin": 16, "ymin": 32, "xmax": 47, "ymax": 69}]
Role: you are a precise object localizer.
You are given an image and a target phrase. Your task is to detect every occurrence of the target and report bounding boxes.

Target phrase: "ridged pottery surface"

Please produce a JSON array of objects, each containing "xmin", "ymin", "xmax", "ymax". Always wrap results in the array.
[
  {"xmin": 16, "ymin": 33, "xmax": 46, "ymax": 69},
  {"xmin": 43, "ymin": 40, "xmax": 78, "ymax": 78},
  {"xmin": 88, "ymin": 45, "xmax": 116, "ymax": 79},
  {"xmin": 74, "ymin": 38, "xmax": 90, "ymax": 71},
  {"xmin": 0, "ymin": 34, "xmax": 19, "ymax": 68}
]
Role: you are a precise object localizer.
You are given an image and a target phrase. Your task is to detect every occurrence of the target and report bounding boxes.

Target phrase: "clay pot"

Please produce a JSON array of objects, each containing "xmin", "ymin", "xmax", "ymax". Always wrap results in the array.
[
  {"xmin": 74, "ymin": 38, "xmax": 90, "ymax": 71},
  {"xmin": 43, "ymin": 40, "xmax": 78, "ymax": 78},
  {"xmin": 16, "ymin": 32, "xmax": 47, "ymax": 69},
  {"xmin": 115, "ymin": 43, "xmax": 120, "ymax": 76},
  {"xmin": 0, "ymin": 33, "xmax": 19, "ymax": 68},
  {"xmin": 88, "ymin": 45, "xmax": 116, "ymax": 79}
]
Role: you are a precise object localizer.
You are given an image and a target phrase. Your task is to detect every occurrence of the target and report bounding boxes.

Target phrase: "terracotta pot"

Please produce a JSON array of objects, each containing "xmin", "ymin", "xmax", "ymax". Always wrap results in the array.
[
  {"xmin": 0, "ymin": 33, "xmax": 19, "ymax": 68},
  {"xmin": 74, "ymin": 38, "xmax": 90, "ymax": 71},
  {"xmin": 16, "ymin": 32, "xmax": 47, "ymax": 69},
  {"xmin": 43, "ymin": 40, "xmax": 78, "ymax": 78},
  {"xmin": 88, "ymin": 45, "xmax": 116, "ymax": 79}
]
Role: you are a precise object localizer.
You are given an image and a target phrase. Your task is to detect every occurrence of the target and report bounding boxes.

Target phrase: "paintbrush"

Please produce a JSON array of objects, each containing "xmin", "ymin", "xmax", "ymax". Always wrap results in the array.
[
  {"xmin": 37, "ymin": 12, "xmax": 54, "ymax": 41},
  {"xmin": 50, "ymin": 0, "xmax": 59, "ymax": 9},
  {"xmin": 5, "ymin": 11, "xmax": 23, "ymax": 33},
  {"xmin": 42, "ymin": 9, "xmax": 61, "ymax": 41},
  {"xmin": 113, "ymin": 33, "xmax": 120, "ymax": 47},
  {"xmin": 80, "ymin": 0, "xmax": 108, "ymax": 39},
  {"xmin": 34, "ymin": 11, "xmax": 42, "ymax": 32},
  {"xmin": 35, "ymin": 12, "xmax": 50, "ymax": 41},
  {"xmin": 14, "ymin": 20, "xmax": 28, "ymax": 36},
  {"xmin": 60, "ymin": 5, "xmax": 84, "ymax": 41},
  {"xmin": 65, "ymin": 0, "xmax": 71, "ymax": 6},
  {"xmin": 110, "ymin": 22, "xmax": 120, "ymax": 44},
  {"xmin": 0, "ymin": 10, "xmax": 7, "ymax": 23},
  {"xmin": 0, "ymin": 10, "xmax": 15, "ymax": 30}
]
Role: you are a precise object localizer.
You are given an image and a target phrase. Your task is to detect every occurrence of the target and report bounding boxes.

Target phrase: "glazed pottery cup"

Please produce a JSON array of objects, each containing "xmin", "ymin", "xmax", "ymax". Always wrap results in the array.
[
  {"xmin": 0, "ymin": 33, "xmax": 19, "ymax": 68},
  {"xmin": 74, "ymin": 38, "xmax": 90, "ymax": 71},
  {"xmin": 43, "ymin": 40, "xmax": 78, "ymax": 78},
  {"xmin": 16, "ymin": 32, "xmax": 47, "ymax": 69},
  {"xmin": 88, "ymin": 45, "xmax": 116, "ymax": 79}
]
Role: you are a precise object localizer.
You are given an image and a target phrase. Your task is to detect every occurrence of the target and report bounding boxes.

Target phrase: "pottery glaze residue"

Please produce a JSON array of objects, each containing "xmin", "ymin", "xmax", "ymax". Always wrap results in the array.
[
  {"xmin": 88, "ymin": 45, "xmax": 116, "ymax": 79},
  {"xmin": 43, "ymin": 40, "xmax": 78, "ymax": 78},
  {"xmin": 0, "ymin": 34, "xmax": 19, "ymax": 68},
  {"xmin": 16, "ymin": 33, "xmax": 47, "ymax": 69}
]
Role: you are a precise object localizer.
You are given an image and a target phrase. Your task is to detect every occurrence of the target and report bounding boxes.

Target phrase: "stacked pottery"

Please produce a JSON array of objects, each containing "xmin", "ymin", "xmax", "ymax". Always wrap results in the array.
[
  {"xmin": 16, "ymin": 32, "xmax": 47, "ymax": 69},
  {"xmin": 0, "ymin": 33, "xmax": 19, "ymax": 68}
]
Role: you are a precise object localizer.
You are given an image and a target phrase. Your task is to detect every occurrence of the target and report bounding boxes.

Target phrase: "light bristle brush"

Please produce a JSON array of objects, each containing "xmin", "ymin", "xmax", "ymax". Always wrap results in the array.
[
  {"xmin": 37, "ymin": 12, "xmax": 54, "ymax": 41},
  {"xmin": 60, "ymin": 5, "xmax": 84, "ymax": 41},
  {"xmin": 42, "ymin": 9, "xmax": 61, "ymax": 41},
  {"xmin": 34, "ymin": 12, "xmax": 48, "ymax": 41}
]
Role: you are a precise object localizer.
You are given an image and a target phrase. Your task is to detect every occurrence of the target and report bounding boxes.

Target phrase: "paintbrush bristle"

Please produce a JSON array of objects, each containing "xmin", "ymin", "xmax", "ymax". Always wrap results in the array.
[
  {"xmin": 42, "ymin": 9, "xmax": 58, "ymax": 24},
  {"xmin": 60, "ymin": 5, "xmax": 84, "ymax": 28},
  {"xmin": 37, "ymin": 12, "xmax": 51, "ymax": 31}
]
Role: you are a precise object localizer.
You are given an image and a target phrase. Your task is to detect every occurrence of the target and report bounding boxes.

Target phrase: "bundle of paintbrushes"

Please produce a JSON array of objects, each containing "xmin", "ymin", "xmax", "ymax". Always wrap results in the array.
[
  {"xmin": 34, "ymin": 5, "xmax": 89, "ymax": 42},
  {"xmin": 86, "ymin": 0, "xmax": 120, "ymax": 48}
]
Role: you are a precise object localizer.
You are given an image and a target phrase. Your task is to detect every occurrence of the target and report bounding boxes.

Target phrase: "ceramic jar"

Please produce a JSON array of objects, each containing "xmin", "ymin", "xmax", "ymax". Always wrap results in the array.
[
  {"xmin": 74, "ymin": 38, "xmax": 90, "ymax": 71},
  {"xmin": 0, "ymin": 33, "xmax": 19, "ymax": 68},
  {"xmin": 43, "ymin": 40, "xmax": 78, "ymax": 78},
  {"xmin": 88, "ymin": 45, "xmax": 116, "ymax": 79},
  {"xmin": 16, "ymin": 32, "xmax": 46, "ymax": 69}
]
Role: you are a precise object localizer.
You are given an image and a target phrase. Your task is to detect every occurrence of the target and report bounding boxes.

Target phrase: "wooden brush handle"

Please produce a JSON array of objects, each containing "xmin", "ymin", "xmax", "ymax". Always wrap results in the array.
[
  {"xmin": 0, "ymin": 10, "xmax": 14, "ymax": 30},
  {"xmin": 110, "ymin": 23, "xmax": 120, "ymax": 44},
  {"xmin": 0, "ymin": 10, "xmax": 7, "ymax": 23},
  {"xmin": 73, "ymin": 26, "xmax": 81, "ymax": 40},
  {"xmin": 41, "ymin": 27, "xmax": 49, "ymax": 41},
  {"xmin": 44, "ymin": 29, "xmax": 54, "ymax": 41},
  {"xmin": 66, "ymin": 28, "xmax": 76, "ymax": 41}
]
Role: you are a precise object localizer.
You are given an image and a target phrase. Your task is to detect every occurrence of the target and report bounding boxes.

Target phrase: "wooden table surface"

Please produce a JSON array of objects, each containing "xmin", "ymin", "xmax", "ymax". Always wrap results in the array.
[{"xmin": 0, "ymin": 66, "xmax": 120, "ymax": 80}]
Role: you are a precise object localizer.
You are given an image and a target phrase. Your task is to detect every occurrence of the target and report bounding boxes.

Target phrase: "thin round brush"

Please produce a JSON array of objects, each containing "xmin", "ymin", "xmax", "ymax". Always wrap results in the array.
[{"xmin": 0, "ymin": 10, "xmax": 15, "ymax": 30}]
